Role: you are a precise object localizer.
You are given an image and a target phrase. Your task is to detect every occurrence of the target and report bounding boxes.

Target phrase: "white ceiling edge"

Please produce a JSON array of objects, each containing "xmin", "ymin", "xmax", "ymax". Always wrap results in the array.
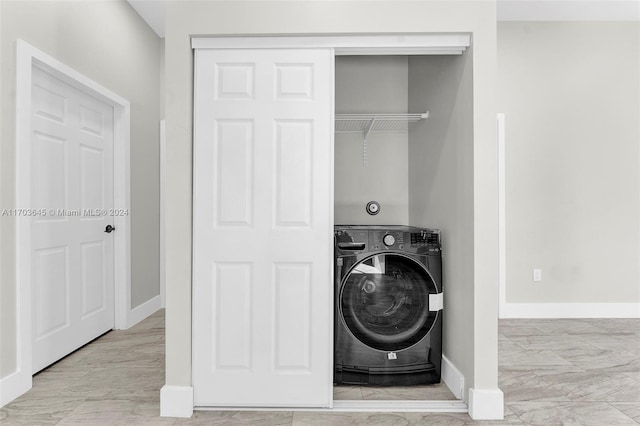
[
  {"xmin": 127, "ymin": 0, "xmax": 165, "ymax": 38},
  {"xmin": 125, "ymin": 0, "xmax": 639, "ymax": 39},
  {"xmin": 498, "ymin": 0, "xmax": 640, "ymax": 21}
]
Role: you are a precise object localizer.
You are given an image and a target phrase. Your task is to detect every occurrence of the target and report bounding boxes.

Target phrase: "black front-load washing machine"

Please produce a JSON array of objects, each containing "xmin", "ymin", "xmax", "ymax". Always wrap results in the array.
[{"xmin": 334, "ymin": 225, "xmax": 443, "ymax": 386}]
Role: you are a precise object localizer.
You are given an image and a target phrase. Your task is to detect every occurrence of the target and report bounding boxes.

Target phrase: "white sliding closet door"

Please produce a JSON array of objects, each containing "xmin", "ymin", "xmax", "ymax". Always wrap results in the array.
[{"xmin": 192, "ymin": 48, "xmax": 333, "ymax": 407}]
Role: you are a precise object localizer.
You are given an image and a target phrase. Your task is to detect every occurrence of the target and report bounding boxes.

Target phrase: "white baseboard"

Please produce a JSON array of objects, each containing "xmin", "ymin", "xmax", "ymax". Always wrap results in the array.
[
  {"xmin": 500, "ymin": 303, "xmax": 640, "ymax": 319},
  {"xmin": 126, "ymin": 295, "xmax": 162, "ymax": 329},
  {"xmin": 441, "ymin": 355, "xmax": 465, "ymax": 400},
  {"xmin": 0, "ymin": 369, "xmax": 32, "ymax": 408},
  {"xmin": 161, "ymin": 385, "xmax": 194, "ymax": 418},
  {"xmin": 468, "ymin": 388, "xmax": 504, "ymax": 420}
]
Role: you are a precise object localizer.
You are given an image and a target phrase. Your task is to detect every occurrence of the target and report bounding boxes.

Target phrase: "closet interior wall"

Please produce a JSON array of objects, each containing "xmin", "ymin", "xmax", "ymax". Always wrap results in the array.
[
  {"xmin": 334, "ymin": 55, "xmax": 410, "ymax": 226},
  {"xmin": 334, "ymin": 51, "xmax": 474, "ymax": 398},
  {"xmin": 408, "ymin": 53, "xmax": 474, "ymax": 384}
]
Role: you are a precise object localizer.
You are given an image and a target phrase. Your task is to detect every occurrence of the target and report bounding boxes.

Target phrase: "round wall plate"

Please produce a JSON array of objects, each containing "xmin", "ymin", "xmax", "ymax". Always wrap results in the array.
[{"xmin": 366, "ymin": 201, "xmax": 380, "ymax": 215}]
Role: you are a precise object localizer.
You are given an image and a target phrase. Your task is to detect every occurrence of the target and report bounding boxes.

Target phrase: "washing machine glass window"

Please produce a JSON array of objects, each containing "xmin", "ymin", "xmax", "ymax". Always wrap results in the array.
[{"xmin": 340, "ymin": 253, "xmax": 438, "ymax": 352}]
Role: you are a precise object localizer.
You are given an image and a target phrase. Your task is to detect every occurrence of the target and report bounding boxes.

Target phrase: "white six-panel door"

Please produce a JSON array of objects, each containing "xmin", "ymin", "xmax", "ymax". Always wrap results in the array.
[
  {"xmin": 193, "ymin": 48, "xmax": 333, "ymax": 407},
  {"xmin": 31, "ymin": 65, "xmax": 115, "ymax": 373}
]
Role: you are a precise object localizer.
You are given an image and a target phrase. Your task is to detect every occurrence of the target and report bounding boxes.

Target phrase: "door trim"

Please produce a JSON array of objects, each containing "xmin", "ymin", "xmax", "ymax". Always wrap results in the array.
[
  {"xmin": 14, "ymin": 39, "xmax": 131, "ymax": 397},
  {"xmin": 497, "ymin": 113, "xmax": 506, "ymax": 317},
  {"xmin": 160, "ymin": 120, "xmax": 166, "ymax": 309},
  {"xmin": 179, "ymin": 33, "xmax": 474, "ymax": 418}
]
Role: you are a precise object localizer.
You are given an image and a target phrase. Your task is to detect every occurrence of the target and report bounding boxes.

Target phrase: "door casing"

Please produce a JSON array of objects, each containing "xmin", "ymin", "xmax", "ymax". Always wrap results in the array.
[
  {"xmin": 188, "ymin": 33, "xmax": 472, "ymax": 413},
  {"xmin": 14, "ymin": 39, "xmax": 131, "ymax": 398}
]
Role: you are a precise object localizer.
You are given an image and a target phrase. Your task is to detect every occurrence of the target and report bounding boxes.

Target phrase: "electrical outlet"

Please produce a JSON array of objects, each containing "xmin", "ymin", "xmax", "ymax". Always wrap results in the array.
[{"xmin": 533, "ymin": 269, "xmax": 542, "ymax": 282}]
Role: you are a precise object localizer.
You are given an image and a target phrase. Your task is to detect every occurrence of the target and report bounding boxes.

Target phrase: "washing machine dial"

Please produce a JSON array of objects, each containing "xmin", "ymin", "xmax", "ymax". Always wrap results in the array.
[{"xmin": 383, "ymin": 234, "xmax": 395, "ymax": 247}]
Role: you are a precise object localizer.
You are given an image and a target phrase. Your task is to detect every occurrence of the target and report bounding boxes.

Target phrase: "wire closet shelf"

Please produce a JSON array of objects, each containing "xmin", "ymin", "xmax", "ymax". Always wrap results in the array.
[
  {"xmin": 335, "ymin": 112, "xmax": 429, "ymax": 136},
  {"xmin": 335, "ymin": 112, "xmax": 429, "ymax": 166}
]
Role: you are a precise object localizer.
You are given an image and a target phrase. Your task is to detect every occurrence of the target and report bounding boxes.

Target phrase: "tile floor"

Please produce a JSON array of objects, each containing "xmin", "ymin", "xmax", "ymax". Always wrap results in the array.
[
  {"xmin": 1, "ymin": 311, "xmax": 638, "ymax": 425},
  {"xmin": 333, "ymin": 382, "xmax": 456, "ymax": 401}
]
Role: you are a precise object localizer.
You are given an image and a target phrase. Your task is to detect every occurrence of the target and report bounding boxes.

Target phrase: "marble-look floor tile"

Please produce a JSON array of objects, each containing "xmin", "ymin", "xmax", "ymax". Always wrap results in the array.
[
  {"xmin": 173, "ymin": 410, "xmax": 240, "ymax": 425},
  {"xmin": 334, "ymin": 385, "xmax": 364, "ymax": 400},
  {"xmin": 508, "ymin": 401, "xmax": 638, "ymax": 425},
  {"xmin": 293, "ymin": 411, "xmax": 461, "ymax": 426},
  {"xmin": 359, "ymin": 383, "xmax": 457, "ymax": 401},
  {"xmin": 88, "ymin": 336, "xmax": 164, "ymax": 357},
  {"xmin": 176, "ymin": 410, "xmax": 294, "ymax": 425},
  {"xmin": 70, "ymin": 355, "xmax": 165, "ymax": 371},
  {"xmin": 555, "ymin": 348, "xmax": 640, "ymax": 373},
  {"xmin": 130, "ymin": 316, "xmax": 165, "ymax": 331},
  {"xmin": 27, "ymin": 368, "xmax": 94, "ymax": 397},
  {"xmin": 498, "ymin": 324, "xmax": 545, "ymax": 337},
  {"xmin": 0, "ymin": 395, "xmax": 88, "ymax": 425},
  {"xmin": 623, "ymin": 371, "xmax": 640, "ymax": 383},
  {"xmin": 507, "ymin": 333, "xmax": 601, "ymax": 351},
  {"xmin": 293, "ymin": 410, "xmax": 522, "ymax": 426},
  {"xmin": 610, "ymin": 403, "xmax": 640, "ymax": 423},
  {"xmin": 586, "ymin": 319, "xmax": 640, "ymax": 333},
  {"xmin": 541, "ymin": 371, "xmax": 640, "ymax": 402},
  {"xmin": 407, "ymin": 410, "xmax": 524, "ymax": 425},
  {"xmin": 499, "ymin": 349, "xmax": 574, "ymax": 372},
  {"xmin": 484, "ymin": 404, "xmax": 524, "ymax": 426},
  {"xmin": 499, "ymin": 334, "xmax": 524, "ymax": 351},
  {"xmin": 37, "ymin": 347, "xmax": 100, "ymax": 372},
  {"xmin": 499, "ymin": 371, "xmax": 569, "ymax": 402},
  {"xmin": 524, "ymin": 319, "xmax": 607, "ymax": 335},
  {"xmin": 59, "ymin": 366, "xmax": 164, "ymax": 400},
  {"xmin": 519, "ymin": 365, "xmax": 587, "ymax": 377},
  {"xmin": 115, "ymin": 417, "xmax": 177, "ymax": 425},
  {"xmin": 57, "ymin": 398, "xmax": 173, "ymax": 426},
  {"xmin": 293, "ymin": 411, "xmax": 380, "ymax": 426},
  {"xmin": 370, "ymin": 412, "xmax": 469, "ymax": 425},
  {"xmin": 583, "ymin": 333, "xmax": 640, "ymax": 351}
]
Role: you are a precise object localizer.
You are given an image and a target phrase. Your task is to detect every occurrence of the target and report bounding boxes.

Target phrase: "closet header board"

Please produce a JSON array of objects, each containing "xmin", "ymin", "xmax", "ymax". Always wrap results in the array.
[{"xmin": 191, "ymin": 33, "xmax": 470, "ymax": 55}]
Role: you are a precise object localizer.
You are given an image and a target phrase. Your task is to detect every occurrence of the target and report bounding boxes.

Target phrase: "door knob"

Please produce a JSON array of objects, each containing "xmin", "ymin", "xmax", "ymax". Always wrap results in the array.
[{"xmin": 104, "ymin": 224, "xmax": 116, "ymax": 233}]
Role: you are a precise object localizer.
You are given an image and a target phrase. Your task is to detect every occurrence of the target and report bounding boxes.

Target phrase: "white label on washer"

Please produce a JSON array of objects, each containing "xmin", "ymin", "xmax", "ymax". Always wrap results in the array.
[
  {"xmin": 387, "ymin": 352, "xmax": 397, "ymax": 360},
  {"xmin": 429, "ymin": 293, "xmax": 443, "ymax": 311}
]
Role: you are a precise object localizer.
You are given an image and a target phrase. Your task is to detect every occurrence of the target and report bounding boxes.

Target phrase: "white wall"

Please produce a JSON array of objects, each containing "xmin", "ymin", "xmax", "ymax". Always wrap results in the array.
[
  {"xmin": 164, "ymin": 0, "xmax": 498, "ymax": 405},
  {"xmin": 408, "ymin": 52, "xmax": 475, "ymax": 396},
  {"xmin": 498, "ymin": 22, "xmax": 640, "ymax": 305},
  {"xmin": 160, "ymin": 38, "xmax": 165, "ymax": 120},
  {"xmin": 335, "ymin": 56, "xmax": 409, "ymax": 225},
  {"xmin": 0, "ymin": 0, "xmax": 162, "ymax": 380}
]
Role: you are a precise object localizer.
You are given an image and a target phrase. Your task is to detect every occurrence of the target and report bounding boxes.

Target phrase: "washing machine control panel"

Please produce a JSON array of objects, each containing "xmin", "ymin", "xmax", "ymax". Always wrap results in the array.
[
  {"xmin": 371, "ymin": 230, "xmax": 404, "ymax": 250},
  {"xmin": 335, "ymin": 226, "xmax": 441, "ymax": 254},
  {"xmin": 410, "ymin": 230, "xmax": 441, "ymax": 254}
]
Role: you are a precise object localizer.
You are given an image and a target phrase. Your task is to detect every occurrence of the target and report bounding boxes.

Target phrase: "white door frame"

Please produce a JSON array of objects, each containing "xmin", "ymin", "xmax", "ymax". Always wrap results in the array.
[
  {"xmin": 160, "ymin": 120, "xmax": 166, "ymax": 309},
  {"xmin": 497, "ymin": 113, "xmax": 506, "ymax": 318},
  {"xmin": 174, "ymin": 33, "xmax": 473, "ymax": 418},
  {"xmin": 13, "ymin": 39, "xmax": 131, "ymax": 399}
]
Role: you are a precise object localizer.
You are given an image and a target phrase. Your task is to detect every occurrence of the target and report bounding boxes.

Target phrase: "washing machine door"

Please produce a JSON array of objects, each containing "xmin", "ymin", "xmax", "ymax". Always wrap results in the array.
[{"xmin": 340, "ymin": 253, "xmax": 438, "ymax": 352}]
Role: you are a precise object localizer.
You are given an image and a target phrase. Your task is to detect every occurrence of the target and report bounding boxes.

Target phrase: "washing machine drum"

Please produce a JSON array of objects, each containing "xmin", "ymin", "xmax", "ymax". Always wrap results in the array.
[{"xmin": 340, "ymin": 253, "xmax": 438, "ymax": 352}]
